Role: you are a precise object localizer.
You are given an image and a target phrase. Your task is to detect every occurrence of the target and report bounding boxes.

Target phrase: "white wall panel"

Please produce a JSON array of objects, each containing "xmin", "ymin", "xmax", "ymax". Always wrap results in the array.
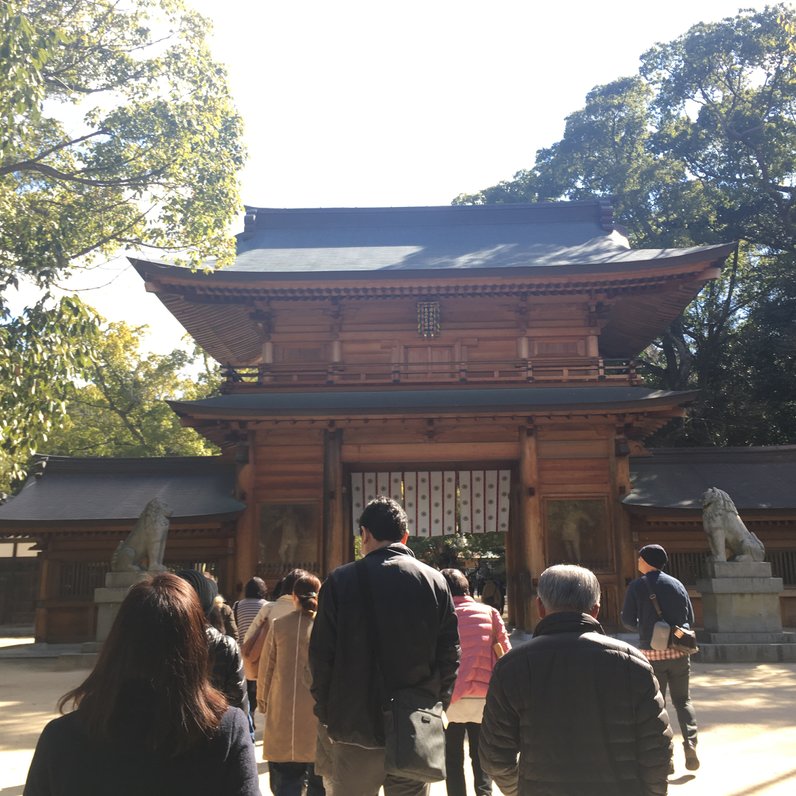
[
  {"xmin": 352, "ymin": 469, "xmax": 512, "ymax": 536},
  {"xmin": 443, "ymin": 471, "xmax": 457, "ymax": 535}
]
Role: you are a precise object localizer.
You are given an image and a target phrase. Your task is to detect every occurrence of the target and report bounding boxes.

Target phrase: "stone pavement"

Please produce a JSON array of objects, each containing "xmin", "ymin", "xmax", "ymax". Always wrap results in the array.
[{"xmin": 1, "ymin": 635, "xmax": 795, "ymax": 795}]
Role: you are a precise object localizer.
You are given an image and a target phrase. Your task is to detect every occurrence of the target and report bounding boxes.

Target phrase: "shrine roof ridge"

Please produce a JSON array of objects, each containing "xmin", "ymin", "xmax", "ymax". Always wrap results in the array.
[{"xmin": 240, "ymin": 201, "xmax": 617, "ymax": 232}]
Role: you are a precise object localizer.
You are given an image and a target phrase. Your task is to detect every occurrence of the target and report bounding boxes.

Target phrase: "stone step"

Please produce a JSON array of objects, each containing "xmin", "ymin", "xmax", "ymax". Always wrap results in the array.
[
  {"xmin": 696, "ymin": 577, "xmax": 783, "ymax": 593},
  {"xmin": 701, "ymin": 631, "xmax": 795, "ymax": 644},
  {"xmin": 696, "ymin": 643, "xmax": 796, "ymax": 663}
]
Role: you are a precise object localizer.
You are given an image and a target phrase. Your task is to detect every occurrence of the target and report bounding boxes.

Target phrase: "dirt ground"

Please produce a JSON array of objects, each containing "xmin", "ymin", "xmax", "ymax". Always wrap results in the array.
[{"xmin": 2, "ymin": 653, "xmax": 795, "ymax": 795}]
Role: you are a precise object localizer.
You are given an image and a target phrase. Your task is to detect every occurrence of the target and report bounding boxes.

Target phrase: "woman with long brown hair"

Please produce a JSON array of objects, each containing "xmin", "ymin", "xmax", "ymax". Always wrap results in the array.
[
  {"xmin": 24, "ymin": 573, "xmax": 261, "ymax": 796},
  {"xmin": 259, "ymin": 572, "xmax": 324, "ymax": 796}
]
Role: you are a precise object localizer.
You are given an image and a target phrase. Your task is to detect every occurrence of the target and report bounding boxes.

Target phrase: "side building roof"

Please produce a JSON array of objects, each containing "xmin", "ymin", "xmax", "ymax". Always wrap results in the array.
[
  {"xmin": 0, "ymin": 456, "xmax": 245, "ymax": 530},
  {"xmin": 625, "ymin": 446, "xmax": 796, "ymax": 511}
]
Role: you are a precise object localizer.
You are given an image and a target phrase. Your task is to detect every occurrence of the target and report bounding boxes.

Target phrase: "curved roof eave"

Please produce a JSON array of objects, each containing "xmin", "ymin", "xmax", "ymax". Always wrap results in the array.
[
  {"xmin": 130, "ymin": 243, "xmax": 735, "ymax": 288},
  {"xmin": 168, "ymin": 386, "xmax": 698, "ymax": 420}
]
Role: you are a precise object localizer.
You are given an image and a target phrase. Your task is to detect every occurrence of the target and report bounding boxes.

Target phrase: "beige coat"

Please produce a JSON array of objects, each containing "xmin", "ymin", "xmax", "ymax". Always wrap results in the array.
[
  {"xmin": 247, "ymin": 595, "xmax": 295, "ymax": 683},
  {"xmin": 259, "ymin": 609, "xmax": 319, "ymax": 763}
]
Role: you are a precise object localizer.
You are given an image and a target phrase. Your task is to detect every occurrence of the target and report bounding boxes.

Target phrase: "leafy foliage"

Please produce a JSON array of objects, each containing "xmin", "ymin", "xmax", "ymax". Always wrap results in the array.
[
  {"xmin": 1, "ymin": 0, "xmax": 244, "ymax": 285},
  {"xmin": 407, "ymin": 532, "xmax": 505, "ymax": 569},
  {"xmin": 0, "ymin": 0, "xmax": 244, "ymax": 482},
  {"xmin": 0, "ymin": 294, "xmax": 99, "ymax": 486},
  {"xmin": 42, "ymin": 322, "xmax": 220, "ymax": 461},
  {"xmin": 456, "ymin": 5, "xmax": 796, "ymax": 446}
]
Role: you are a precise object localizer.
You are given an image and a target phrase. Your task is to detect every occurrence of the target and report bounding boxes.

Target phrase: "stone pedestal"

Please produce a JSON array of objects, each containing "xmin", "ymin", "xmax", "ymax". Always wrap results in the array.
[
  {"xmin": 92, "ymin": 571, "xmax": 150, "ymax": 644},
  {"xmin": 696, "ymin": 561, "xmax": 796, "ymax": 662}
]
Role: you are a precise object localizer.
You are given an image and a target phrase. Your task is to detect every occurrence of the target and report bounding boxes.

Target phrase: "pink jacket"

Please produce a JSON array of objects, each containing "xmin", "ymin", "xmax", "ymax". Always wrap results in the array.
[{"xmin": 450, "ymin": 595, "xmax": 511, "ymax": 704}]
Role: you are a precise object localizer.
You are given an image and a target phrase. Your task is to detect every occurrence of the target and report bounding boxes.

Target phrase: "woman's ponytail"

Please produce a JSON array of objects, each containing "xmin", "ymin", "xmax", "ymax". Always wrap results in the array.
[{"xmin": 293, "ymin": 573, "xmax": 321, "ymax": 614}]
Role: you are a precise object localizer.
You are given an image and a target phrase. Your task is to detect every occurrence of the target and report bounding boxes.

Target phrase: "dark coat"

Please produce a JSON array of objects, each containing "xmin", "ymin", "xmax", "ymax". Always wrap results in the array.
[
  {"xmin": 309, "ymin": 543, "xmax": 460, "ymax": 747},
  {"xmin": 622, "ymin": 571, "xmax": 695, "ymax": 649},
  {"xmin": 24, "ymin": 707, "xmax": 260, "ymax": 796},
  {"xmin": 207, "ymin": 626, "xmax": 248, "ymax": 713},
  {"xmin": 480, "ymin": 612, "xmax": 672, "ymax": 796}
]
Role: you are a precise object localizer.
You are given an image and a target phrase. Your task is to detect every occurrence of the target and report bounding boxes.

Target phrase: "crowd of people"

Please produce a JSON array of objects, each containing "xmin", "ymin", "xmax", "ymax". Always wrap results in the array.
[{"xmin": 24, "ymin": 496, "xmax": 697, "ymax": 796}]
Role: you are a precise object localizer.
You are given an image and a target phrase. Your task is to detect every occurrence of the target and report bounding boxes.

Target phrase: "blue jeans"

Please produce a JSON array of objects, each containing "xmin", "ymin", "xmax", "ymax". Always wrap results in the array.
[
  {"xmin": 269, "ymin": 761, "xmax": 325, "ymax": 796},
  {"xmin": 651, "ymin": 655, "xmax": 698, "ymax": 745}
]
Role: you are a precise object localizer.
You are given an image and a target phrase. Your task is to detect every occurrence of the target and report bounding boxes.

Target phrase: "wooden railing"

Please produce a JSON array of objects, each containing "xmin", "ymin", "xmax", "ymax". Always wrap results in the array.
[
  {"xmin": 667, "ymin": 550, "xmax": 796, "ymax": 588},
  {"xmin": 221, "ymin": 357, "xmax": 639, "ymax": 390},
  {"xmin": 666, "ymin": 552, "xmax": 707, "ymax": 587},
  {"xmin": 770, "ymin": 550, "xmax": 796, "ymax": 587},
  {"xmin": 56, "ymin": 561, "xmax": 108, "ymax": 600},
  {"xmin": 256, "ymin": 561, "xmax": 320, "ymax": 579},
  {"xmin": 53, "ymin": 560, "xmax": 220, "ymax": 600}
]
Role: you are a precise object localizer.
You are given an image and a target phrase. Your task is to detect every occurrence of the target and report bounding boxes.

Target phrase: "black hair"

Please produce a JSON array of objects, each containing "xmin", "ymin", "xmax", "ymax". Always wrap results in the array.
[
  {"xmin": 358, "ymin": 496, "xmax": 408, "ymax": 542},
  {"xmin": 244, "ymin": 576, "xmax": 268, "ymax": 600},
  {"xmin": 281, "ymin": 568, "xmax": 308, "ymax": 596},
  {"xmin": 440, "ymin": 568, "xmax": 470, "ymax": 597}
]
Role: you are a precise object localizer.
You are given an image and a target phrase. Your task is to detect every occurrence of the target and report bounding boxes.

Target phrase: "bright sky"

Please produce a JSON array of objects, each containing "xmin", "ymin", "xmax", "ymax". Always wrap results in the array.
[{"xmin": 20, "ymin": 0, "xmax": 764, "ymax": 354}]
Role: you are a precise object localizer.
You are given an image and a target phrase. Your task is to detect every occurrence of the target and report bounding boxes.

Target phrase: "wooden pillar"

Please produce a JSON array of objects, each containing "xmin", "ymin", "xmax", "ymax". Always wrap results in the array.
[
  {"xmin": 515, "ymin": 424, "xmax": 542, "ymax": 631},
  {"xmin": 220, "ymin": 530, "xmax": 237, "ymax": 599},
  {"xmin": 506, "ymin": 477, "xmax": 520, "ymax": 628},
  {"xmin": 234, "ymin": 430, "xmax": 258, "ymax": 596},
  {"xmin": 34, "ymin": 543, "xmax": 50, "ymax": 642},
  {"xmin": 613, "ymin": 432, "xmax": 636, "ymax": 598},
  {"xmin": 323, "ymin": 428, "xmax": 346, "ymax": 575}
]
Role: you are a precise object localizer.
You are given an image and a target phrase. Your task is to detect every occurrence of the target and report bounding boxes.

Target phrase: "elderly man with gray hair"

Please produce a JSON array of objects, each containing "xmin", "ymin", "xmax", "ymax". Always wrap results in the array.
[{"xmin": 480, "ymin": 565, "xmax": 672, "ymax": 796}]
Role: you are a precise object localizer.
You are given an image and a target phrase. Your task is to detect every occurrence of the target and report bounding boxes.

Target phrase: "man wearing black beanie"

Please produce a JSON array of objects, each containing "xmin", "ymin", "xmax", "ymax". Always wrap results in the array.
[{"xmin": 622, "ymin": 545, "xmax": 699, "ymax": 775}]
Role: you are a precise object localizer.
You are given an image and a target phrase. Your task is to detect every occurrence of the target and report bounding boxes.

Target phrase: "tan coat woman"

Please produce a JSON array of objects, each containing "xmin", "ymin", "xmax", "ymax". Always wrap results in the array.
[{"xmin": 259, "ymin": 573, "xmax": 325, "ymax": 795}]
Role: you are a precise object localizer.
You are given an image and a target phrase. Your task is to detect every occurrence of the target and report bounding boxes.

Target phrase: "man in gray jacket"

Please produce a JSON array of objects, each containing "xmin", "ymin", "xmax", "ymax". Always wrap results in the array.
[
  {"xmin": 480, "ymin": 564, "xmax": 672, "ymax": 796},
  {"xmin": 309, "ymin": 496, "xmax": 459, "ymax": 796}
]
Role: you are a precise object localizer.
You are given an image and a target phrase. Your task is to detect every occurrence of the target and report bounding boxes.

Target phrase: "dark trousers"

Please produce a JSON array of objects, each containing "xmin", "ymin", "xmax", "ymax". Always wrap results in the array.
[
  {"xmin": 651, "ymin": 655, "xmax": 698, "ymax": 745},
  {"xmin": 445, "ymin": 722, "xmax": 492, "ymax": 796},
  {"xmin": 269, "ymin": 761, "xmax": 325, "ymax": 796},
  {"xmin": 246, "ymin": 679, "xmax": 257, "ymax": 729}
]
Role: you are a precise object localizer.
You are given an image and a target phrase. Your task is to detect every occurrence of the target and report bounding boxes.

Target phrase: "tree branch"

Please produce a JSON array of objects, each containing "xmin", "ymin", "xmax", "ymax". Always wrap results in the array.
[
  {"xmin": 1, "ymin": 129, "xmax": 108, "ymax": 172},
  {"xmin": 0, "ymin": 159, "xmax": 165, "ymax": 187}
]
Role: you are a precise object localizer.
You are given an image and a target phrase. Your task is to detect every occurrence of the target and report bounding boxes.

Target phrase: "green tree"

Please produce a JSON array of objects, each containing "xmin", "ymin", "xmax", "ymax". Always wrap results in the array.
[
  {"xmin": 456, "ymin": 5, "xmax": 796, "ymax": 446},
  {"xmin": 1, "ymin": 0, "xmax": 244, "ymax": 480},
  {"xmin": 43, "ymin": 322, "xmax": 220, "ymax": 459},
  {"xmin": 0, "ymin": 294, "xmax": 99, "ymax": 488},
  {"xmin": 1, "ymin": 0, "xmax": 244, "ymax": 281}
]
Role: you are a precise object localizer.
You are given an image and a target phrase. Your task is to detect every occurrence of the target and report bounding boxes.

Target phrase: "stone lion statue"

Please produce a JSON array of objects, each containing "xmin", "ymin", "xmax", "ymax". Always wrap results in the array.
[
  {"xmin": 111, "ymin": 497, "xmax": 172, "ymax": 573},
  {"xmin": 701, "ymin": 487, "xmax": 765, "ymax": 563}
]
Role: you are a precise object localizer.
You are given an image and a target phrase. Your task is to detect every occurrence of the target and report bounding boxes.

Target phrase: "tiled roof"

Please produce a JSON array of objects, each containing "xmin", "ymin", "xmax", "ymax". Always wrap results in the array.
[
  {"xmin": 135, "ymin": 202, "xmax": 734, "ymax": 274},
  {"xmin": 0, "ymin": 456, "xmax": 245, "ymax": 526},
  {"xmin": 626, "ymin": 446, "xmax": 796, "ymax": 510}
]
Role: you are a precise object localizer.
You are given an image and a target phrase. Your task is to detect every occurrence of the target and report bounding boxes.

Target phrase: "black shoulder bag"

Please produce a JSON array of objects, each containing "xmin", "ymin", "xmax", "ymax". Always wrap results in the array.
[
  {"xmin": 355, "ymin": 559, "xmax": 447, "ymax": 783},
  {"xmin": 643, "ymin": 577, "xmax": 698, "ymax": 655}
]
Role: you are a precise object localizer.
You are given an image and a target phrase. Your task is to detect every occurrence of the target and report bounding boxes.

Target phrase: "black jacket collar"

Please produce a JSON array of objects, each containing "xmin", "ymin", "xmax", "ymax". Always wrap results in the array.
[
  {"xmin": 533, "ymin": 611, "xmax": 606, "ymax": 638},
  {"xmin": 364, "ymin": 542, "xmax": 416, "ymax": 561}
]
